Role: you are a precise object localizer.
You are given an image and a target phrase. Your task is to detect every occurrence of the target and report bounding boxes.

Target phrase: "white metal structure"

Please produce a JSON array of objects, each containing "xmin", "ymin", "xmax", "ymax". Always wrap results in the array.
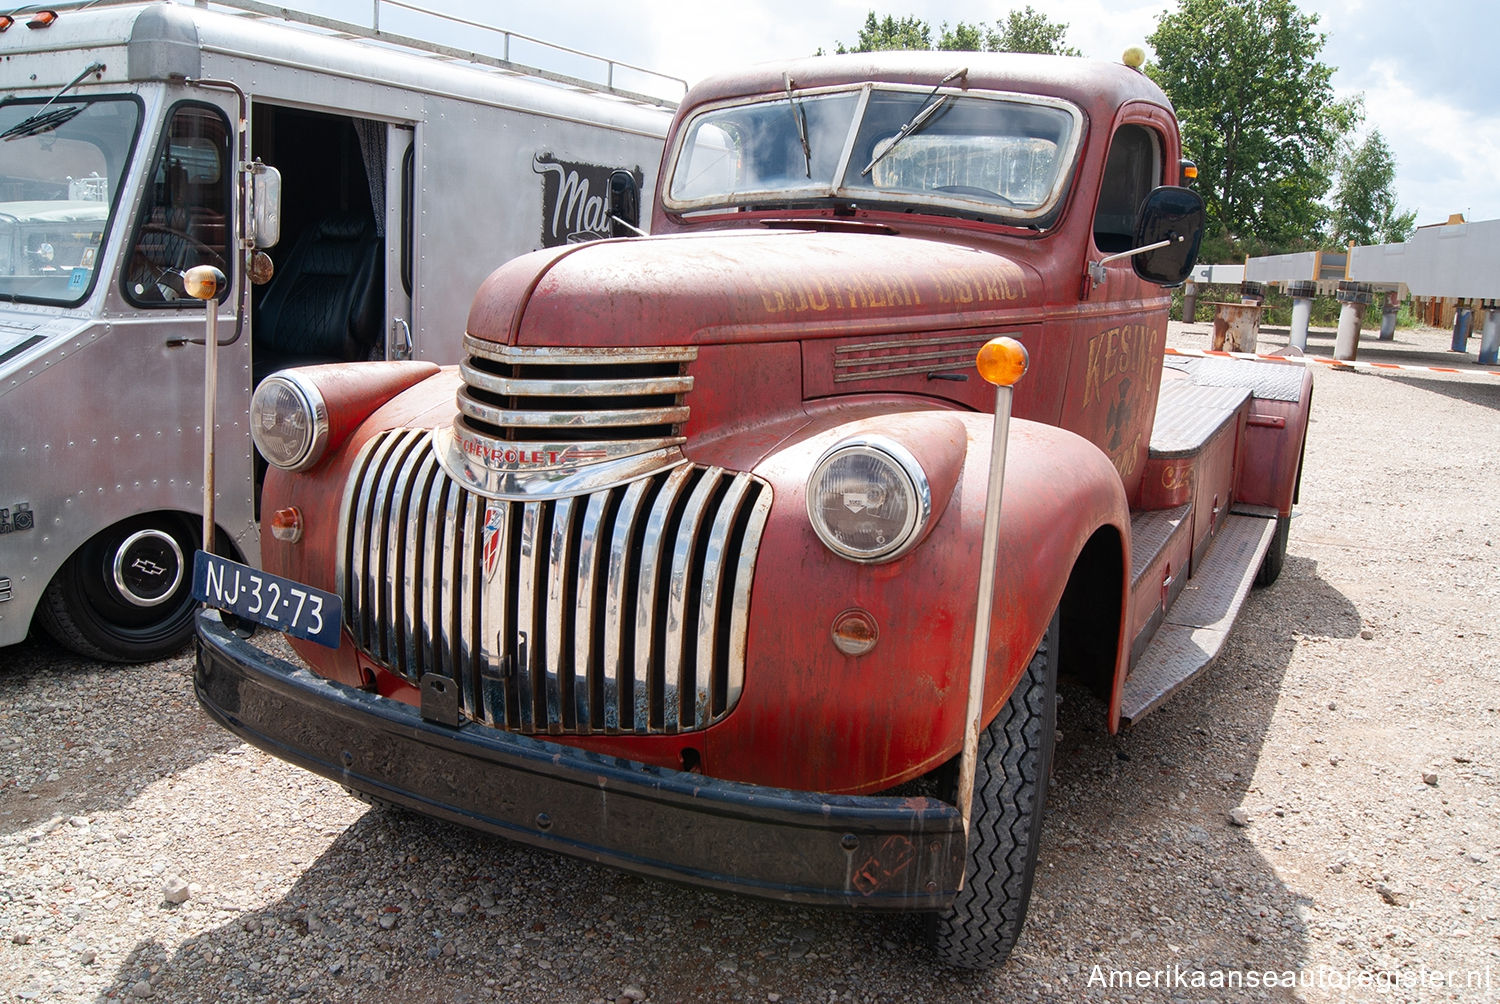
[{"xmin": 0, "ymin": 0, "xmax": 675, "ymax": 660}]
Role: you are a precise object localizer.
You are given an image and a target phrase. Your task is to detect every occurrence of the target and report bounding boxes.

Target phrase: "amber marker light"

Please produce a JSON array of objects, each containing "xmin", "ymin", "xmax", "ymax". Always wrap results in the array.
[
  {"xmin": 0, "ymin": 15, "xmax": 14, "ymax": 31},
  {"xmin": 269, "ymin": 507, "xmax": 304, "ymax": 544},
  {"xmin": 975, "ymin": 336, "xmax": 1029, "ymax": 387},
  {"xmin": 25, "ymin": 9, "xmax": 57, "ymax": 28},
  {"xmin": 184, "ymin": 264, "xmax": 226, "ymax": 302}
]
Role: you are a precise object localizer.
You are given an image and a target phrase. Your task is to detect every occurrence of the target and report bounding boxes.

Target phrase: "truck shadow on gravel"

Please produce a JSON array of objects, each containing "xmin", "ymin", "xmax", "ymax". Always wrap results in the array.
[
  {"xmin": 0, "ymin": 635, "xmax": 237, "ymax": 838},
  {"xmin": 105, "ymin": 553, "xmax": 1363, "ymax": 1004}
]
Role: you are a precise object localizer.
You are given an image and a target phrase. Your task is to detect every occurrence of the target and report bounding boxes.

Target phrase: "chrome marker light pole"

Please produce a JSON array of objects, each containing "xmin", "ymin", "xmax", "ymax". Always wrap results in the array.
[
  {"xmin": 957, "ymin": 336, "xmax": 1029, "ymax": 856},
  {"xmin": 185, "ymin": 265, "xmax": 228, "ymax": 559}
]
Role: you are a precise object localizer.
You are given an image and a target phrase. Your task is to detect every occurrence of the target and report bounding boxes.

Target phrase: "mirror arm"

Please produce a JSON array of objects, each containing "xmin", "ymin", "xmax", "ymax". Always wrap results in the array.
[{"xmin": 1087, "ymin": 234, "xmax": 1184, "ymax": 288}]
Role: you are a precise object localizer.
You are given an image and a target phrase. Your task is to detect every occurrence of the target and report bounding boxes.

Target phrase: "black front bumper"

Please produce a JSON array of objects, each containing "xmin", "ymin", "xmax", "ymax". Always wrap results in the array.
[{"xmin": 194, "ymin": 611, "xmax": 966, "ymax": 908}]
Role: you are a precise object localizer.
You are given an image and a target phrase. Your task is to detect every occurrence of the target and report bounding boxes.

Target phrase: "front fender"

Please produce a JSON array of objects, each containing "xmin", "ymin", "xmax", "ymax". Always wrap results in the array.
[{"xmin": 696, "ymin": 400, "xmax": 1129, "ymax": 795}]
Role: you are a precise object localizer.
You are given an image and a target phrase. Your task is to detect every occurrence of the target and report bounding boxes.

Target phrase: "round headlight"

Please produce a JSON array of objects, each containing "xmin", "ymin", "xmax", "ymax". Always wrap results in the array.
[
  {"xmin": 251, "ymin": 373, "xmax": 328, "ymax": 471},
  {"xmin": 806, "ymin": 437, "xmax": 931, "ymax": 562}
]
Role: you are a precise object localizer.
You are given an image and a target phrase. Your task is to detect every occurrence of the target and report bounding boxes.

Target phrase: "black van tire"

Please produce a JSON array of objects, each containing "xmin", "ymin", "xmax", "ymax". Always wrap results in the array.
[{"xmin": 36, "ymin": 513, "xmax": 201, "ymax": 663}]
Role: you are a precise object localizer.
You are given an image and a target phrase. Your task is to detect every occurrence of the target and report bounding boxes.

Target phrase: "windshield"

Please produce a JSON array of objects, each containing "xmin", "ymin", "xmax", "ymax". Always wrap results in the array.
[
  {"xmin": 666, "ymin": 84, "xmax": 1081, "ymax": 226},
  {"xmin": 0, "ymin": 95, "xmax": 142, "ymax": 305}
]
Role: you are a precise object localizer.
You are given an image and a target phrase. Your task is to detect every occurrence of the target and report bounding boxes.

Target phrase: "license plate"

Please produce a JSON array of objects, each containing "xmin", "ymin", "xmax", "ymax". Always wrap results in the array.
[{"xmin": 192, "ymin": 551, "xmax": 342, "ymax": 648}]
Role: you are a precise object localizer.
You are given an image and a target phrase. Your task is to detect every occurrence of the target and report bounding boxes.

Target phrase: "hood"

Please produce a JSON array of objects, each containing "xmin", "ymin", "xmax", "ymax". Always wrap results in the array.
[
  {"xmin": 466, "ymin": 229, "xmax": 1043, "ymax": 349},
  {"xmin": 0, "ymin": 307, "xmax": 93, "ymax": 378}
]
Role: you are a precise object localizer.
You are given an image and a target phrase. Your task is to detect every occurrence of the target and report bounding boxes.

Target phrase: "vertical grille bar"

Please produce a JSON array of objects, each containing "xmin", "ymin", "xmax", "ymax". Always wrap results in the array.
[
  {"xmin": 544, "ymin": 497, "xmax": 577, "ymax": 733},
  {"xmin": 455, "ymin": 485, "xmax": 482, "ymax": 718},
  {"xmin": 398, "ymin": 446, "xmax": 438, "ymax": 677},
  {"xmin": 634, "ymin": 466, "xmax": 694, "ymax": 732},
  {"xmin": 572, "ymin": 493, "xmax": 610, "ymax": 731},
  {"xmin": 477, "ymin": 498, "xmax": 511, "ymax": 727},
  {"xmin": 663, "ymin": 470, "xmax": 722, "ymax": 731},
  {"xmin": 603, "ymin": 478, "xmax": 653, "ymax": 731},
  {"xmin": 513, "ymin": 504, "xmax": 544, "ymax": 732},
  {"xmin": 373, "ymin": 430, "xmax": 425, "ymax": 664},
  {"xmin": 424, "ymin": 469, "xmax": 452, "ymax": 681}
]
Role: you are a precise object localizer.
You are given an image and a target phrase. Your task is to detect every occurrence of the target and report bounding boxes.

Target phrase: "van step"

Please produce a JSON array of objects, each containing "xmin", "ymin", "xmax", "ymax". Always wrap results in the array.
[{"xmin": 1118, "ymin": 514, "xmax": 1278, "ymax": 725}]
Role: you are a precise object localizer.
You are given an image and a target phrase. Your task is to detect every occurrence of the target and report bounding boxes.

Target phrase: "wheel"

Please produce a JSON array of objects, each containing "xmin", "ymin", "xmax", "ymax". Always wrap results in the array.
[
  {"xmin": 1254, "ymin": 514, "xmax": 1290, "ymax": 588},
  {"xmin": 927, "ymin": 612, "xmax": 1058, "ymax": 969},
  {"xmin": 36, "ymin": 514, "xmax": 201, "ymax": 663}
]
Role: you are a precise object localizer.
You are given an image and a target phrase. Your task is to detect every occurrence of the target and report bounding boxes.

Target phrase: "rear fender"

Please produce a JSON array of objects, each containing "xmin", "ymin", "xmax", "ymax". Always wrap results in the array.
[{"xmin": 1236, "ymin": 366, "xmax": 1313, "ymax": 515}]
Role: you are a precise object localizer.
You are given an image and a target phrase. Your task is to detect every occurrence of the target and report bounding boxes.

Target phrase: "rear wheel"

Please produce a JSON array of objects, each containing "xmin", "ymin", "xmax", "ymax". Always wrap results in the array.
[
  {"xmin": 1254, "ymin": 514, "xmax": 1290, "ymax": 588},
  {"xmin": 36, "ymin": 513, "xmax": 201, "ymax": 663},
  {"xmin": 927, "ymin": 613, "xmax": 1058, "ymax": 969}
]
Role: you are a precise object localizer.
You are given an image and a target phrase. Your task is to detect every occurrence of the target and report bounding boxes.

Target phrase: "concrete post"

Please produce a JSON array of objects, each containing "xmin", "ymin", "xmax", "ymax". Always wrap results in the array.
[
  {"xmin": 1480, "ymin": 306, "xmax": 1500, "ymax": 366},
  {"xmin": 1182, "ymin": 279, "xmax": 1198, "ymax": 323},
  {"xmin": 1288, "ymin": 280, "xmax": 1315, "ymax": 352},
  {"xmin": 1378, "ymin": 291, "xmax": 1398, "ymax": 341},
  {"xmin": 1452, "ymin": 307, "xmax": 1473, "ymax": 352},
  {"xmin": 1334, "ymin": 281, "xmax": 1372, "ymax": 362}
]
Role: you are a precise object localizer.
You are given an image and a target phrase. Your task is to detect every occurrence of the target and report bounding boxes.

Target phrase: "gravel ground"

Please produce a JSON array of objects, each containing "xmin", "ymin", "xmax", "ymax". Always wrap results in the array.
[{"xmin": 2, "ymin": 319, "xmax": 1497, "ymax": 1004}]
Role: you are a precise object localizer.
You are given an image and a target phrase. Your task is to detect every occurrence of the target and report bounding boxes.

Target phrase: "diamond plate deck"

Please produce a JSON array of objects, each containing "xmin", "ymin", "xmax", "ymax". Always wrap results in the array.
[
  {"xmin": 1149, "ymin": 378, "xmax": 1250, "ymax": 458},
  {"xmin": 1166, "ymin": 356, "xmax": 1306, "ymax": 402},
  {"xmin": 1118, "ymin": 514, "xmax": 1278, "ymax": 725},
  {"xmin": 1129, "ymin": 505, "xmax": 1190, "ymax": 582}
]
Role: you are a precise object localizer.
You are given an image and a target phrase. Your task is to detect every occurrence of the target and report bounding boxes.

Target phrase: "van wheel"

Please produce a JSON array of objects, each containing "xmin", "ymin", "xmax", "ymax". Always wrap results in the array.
[
  {"xmin": 927, "ymin": 612, "xmax": 1058, "ymax": 969},
  {"xmin": 36, "ymin": 514, "xmax": 200, "ymax": 663}
]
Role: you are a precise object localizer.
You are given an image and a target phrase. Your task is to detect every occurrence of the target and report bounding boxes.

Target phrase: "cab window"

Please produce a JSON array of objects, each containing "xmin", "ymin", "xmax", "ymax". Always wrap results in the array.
[
  {"xmin": 125, "ymin": 102, "xmax": 231, "ymax": 305},
  {"xmin": 1094, "ymin": 124, "xmax": 1161, "ymax": 253}
]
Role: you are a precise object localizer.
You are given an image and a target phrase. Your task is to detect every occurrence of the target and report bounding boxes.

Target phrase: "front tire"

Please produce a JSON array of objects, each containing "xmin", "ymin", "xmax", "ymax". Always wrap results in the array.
[
  {"xmin": 36, "ymin": 514, "xmax": 201, "ymax": 663},
  {"xmin": 927, "ymin": 613, "xmax": 1058, "ymax": 969}
]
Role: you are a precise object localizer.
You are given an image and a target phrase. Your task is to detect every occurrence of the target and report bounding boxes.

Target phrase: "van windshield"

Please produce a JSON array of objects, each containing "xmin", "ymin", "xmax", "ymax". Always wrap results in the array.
[
  {"xmin": 665, "ymin": 84, "xmax": 1081, "ymax": 226},
  {"xmin": 0, "ymin": 96, "xmax": 141, "ymax": 305}
]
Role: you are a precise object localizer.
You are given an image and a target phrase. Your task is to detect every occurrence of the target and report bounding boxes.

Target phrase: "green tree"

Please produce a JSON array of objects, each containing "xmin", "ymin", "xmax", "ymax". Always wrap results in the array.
[
  {"xmin": 1147, "ymin": 0, "xmax": 1360, "ymax": 262},
  {"xmin": 836, "ymin": 8, "xmax": 1078, "ymax": 56},
  {"xmin": 836, "ymin": 12, "xmax": 932, "ymax": 52},
  {"xmin": 982, "ymin": 5, "xmax": 1082, "ymax": 56},
  {"xmin": 1330, "ymin": 130, "xmax": 1416, "ymax": 246}
]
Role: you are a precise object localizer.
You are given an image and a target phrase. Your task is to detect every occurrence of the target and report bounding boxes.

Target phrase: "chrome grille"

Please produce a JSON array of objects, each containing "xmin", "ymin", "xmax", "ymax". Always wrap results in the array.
[
  {"xmin": 341, "ymin": 429, "xmax": 771, "ymax": 735},
  {"xmin": 457, "ymin": 337, "xmax": 695, "ymax": 446}
]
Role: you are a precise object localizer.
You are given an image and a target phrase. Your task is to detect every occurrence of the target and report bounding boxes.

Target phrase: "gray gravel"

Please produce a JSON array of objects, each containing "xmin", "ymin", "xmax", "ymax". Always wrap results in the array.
[{"xmin": 2, "ymin": 320, "xmax": 1498, "ymax": 1003}]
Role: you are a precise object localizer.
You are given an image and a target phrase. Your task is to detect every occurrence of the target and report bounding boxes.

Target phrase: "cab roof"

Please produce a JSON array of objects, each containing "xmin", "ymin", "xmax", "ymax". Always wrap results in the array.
[{"xmin": 680, "ymin": 50, "xmax": 1173, "ymax": 121}]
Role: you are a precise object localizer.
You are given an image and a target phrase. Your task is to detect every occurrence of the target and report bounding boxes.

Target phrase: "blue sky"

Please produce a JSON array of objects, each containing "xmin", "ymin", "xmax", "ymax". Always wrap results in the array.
[{"xmin": 292, "ymin": 0, "xmax": 1497, "ymax": 230}]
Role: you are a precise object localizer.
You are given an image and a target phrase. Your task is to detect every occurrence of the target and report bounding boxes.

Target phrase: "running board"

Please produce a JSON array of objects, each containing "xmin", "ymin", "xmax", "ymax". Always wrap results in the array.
[{"xmin": 1118, "ymin": 514, "xmax": 1279, "ymax": 725}]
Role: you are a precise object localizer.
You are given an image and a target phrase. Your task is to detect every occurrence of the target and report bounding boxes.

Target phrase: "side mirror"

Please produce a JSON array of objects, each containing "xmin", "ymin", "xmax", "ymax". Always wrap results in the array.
[
  {"xmin": 1132, "ymin": 186, "xmax": 1204, "ymax": 287},
  {"xmin": 609, "ymin": 169, "xmax": 643, "ymax": 238},
  {"xmin": 250, "ymin": 161, "xmax": 282, "ymax": 250}
]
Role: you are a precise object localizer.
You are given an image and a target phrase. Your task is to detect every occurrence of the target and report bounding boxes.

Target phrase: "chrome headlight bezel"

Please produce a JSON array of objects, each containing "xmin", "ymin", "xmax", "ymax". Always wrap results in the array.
[
  {"xmin": 806, "ymin": 436, "xmax": 932, "ymax": 563},
  {"xmin": 250, "ymin": 371, "xmax": 329, "ymax": 472}
]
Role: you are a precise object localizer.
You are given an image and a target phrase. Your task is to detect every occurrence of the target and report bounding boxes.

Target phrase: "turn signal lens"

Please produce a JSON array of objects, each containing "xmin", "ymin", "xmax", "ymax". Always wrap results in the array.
[
  {"xmin": 831, "ymin": 608, "xmax": 879, "ymax": 656},
  {"xmin": 269, "ymin": 507, "xmax": 304, "ymax": 543},
  {"xmin": 975, "ymin": 337, "xmax": 1029, "ymax": 387},
  {"xmin": 250, "ymin": 373, "xmax": 329, "ymax": 471}
]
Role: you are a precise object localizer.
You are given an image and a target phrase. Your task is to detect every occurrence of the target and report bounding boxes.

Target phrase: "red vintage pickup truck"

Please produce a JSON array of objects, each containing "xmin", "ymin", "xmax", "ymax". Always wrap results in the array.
[{"xmin": 195, "ymin": 49, "xmax": 1310, "ymax": 968}]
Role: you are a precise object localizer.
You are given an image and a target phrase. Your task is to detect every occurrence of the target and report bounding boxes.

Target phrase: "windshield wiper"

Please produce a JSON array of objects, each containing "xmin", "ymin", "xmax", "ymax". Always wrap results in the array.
[
  {"xmin": 860, "ymin": 67, "xmax": 967, "ymax": 177},
  {"xmin": 2, "ymin": 61, "xmax": 105, "ymax": 142},
  {"xmin": 785, "ymin": 73, "xmax": 811, "ymax": 179}
]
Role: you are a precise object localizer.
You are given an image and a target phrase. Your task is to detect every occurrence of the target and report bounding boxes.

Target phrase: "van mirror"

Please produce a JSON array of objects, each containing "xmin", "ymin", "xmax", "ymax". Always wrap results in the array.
[
  {"xmin": 250, "ymin": 161, "xmax": 282, "ymax": 249},
  {"xmin": 609, "ymin": 169, "xmax": 643, "ymax": 237},
  {"xmin": 1131, "ymin": 186, "xmax": 1204, "ymax": 287}
]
